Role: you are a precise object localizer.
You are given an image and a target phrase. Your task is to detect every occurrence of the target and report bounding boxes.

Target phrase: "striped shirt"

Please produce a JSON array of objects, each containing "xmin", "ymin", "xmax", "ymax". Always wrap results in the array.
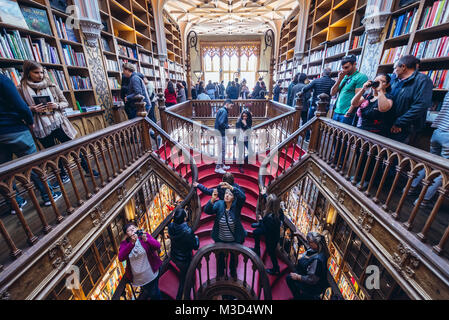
[
  {"xmin": 218, "ymin": 210, "xmax": 235, "ymax": 242},
  {"xmin": 432, "ymin": 93, "xmax": 449, "ymax": 131}
]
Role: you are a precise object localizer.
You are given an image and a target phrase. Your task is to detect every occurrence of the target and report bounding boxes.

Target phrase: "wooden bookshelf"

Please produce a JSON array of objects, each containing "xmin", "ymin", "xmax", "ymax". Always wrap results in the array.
[
  {"xmin": 275, "ymin": 0, "xmax": 367, "ymax": 104},
  {"xmin": 0, "ymin": 0, "xmax": 102, "ymax": 110},
  {"xmin": 377, "ymin": 0, "xmax": 449, "ymax": 116},
  {"xmin": 162, "ymin": 10, "xmax": 186, "ymax": 84}
]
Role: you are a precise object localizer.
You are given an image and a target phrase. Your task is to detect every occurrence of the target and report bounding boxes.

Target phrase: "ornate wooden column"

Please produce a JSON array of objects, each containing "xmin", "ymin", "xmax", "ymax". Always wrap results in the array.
[
  {"xmin": 308, "ymin": 93, "xmax": 330, "ymax": 154},
  {"xmin": 186, "ymin": 31, "xmax": 198, "ymax": 100},
  {"xmin": 265, "ymin": 29, "xmax": 275, "ymax": 100}
]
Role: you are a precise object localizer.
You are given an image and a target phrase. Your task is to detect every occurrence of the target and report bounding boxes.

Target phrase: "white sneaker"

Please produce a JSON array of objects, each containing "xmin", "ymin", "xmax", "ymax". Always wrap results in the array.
[
  {"xmin": 222, "ymin": 165, "xmax": 230, "ymax": 170},
  {"xmin": 215, "ymin": 168, "xmax": 227, "ymax": 174}
]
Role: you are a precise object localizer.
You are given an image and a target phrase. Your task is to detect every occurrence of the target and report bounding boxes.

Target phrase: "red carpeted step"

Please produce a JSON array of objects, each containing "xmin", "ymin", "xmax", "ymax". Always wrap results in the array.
[{"xmin": 159, "ymin": 267, "xmax": 180, "ymax": 299}]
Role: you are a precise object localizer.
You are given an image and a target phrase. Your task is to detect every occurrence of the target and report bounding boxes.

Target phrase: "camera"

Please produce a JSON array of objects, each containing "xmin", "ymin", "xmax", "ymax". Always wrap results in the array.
[
  {"xmin": 367, "ymin": 81, "xmax": 380, "ymax": 88},
  {"xmin": 135, "ymin": 229, "xmax": 144, "ymax": 237}
]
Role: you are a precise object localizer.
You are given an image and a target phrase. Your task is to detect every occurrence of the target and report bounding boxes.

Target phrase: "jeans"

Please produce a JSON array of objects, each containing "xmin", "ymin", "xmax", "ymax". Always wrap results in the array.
[
  {"xmin": 216, "ymin": 241, "xmax": 238, "ymax": 278},
  {"xmin": 38, "ymin": 127, "xmax": 90, "ymax": 177},
  {"xmin": 216, "ymin": 135, "xmax": 227, "ymax": 169},
  {"xmin": 0, "ymin": 130, "xmax": 54, "ymax": 202},
  {"xmin": 138, "ymin": 274, "xmax": 161, "ymax": 300},
  {"xmin": 237, "ymin": 140, "xmax": 252, "ymax": 167},
  {"xmin": 253, "ymin": 231, "xmax": 279, "ymax": 271},
  {"xmin": 173, "ymin": 259, "xmax": 191, "ymax": 300},
  {"xmin": 125, "ymin": 104, "xmax": 137, "ymax": 120},
  {"xmin": 332, "ymin": 112, "xmax": 354, "ymax": 126},
  {"xmin": 411, "ymin": 129, "xmax": 449, "ymax": 201}
]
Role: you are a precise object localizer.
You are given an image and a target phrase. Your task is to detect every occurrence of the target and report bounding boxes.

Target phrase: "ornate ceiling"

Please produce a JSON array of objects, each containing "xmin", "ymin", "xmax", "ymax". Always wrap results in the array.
[{"xmin": 163, "ymin": 0, "xmax": 299, "ymax": 35}]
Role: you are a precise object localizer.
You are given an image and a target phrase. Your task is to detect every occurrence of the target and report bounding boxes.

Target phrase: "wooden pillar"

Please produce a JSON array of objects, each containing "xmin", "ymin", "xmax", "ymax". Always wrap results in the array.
[
  {"xmin": 308, "ymin": 93, "xmax": 329, "ymax": 154},
  {"xmin": 133, "ymin": 94, "xmax": 147, "ymax": 118},
  {"xmin": 293, "ymin": 91, "xmax": 303, "ymax": 130},
  {"xmin": 268, "ymin": 56, "xmax": 275, "ymax": 100},
  {"xmin": 186, "ymin": 49, "xmax": 192, "ymax": 100},
  {"xmin": 157, "ymin": 93, "xmax": 167, "ymax": 131}
]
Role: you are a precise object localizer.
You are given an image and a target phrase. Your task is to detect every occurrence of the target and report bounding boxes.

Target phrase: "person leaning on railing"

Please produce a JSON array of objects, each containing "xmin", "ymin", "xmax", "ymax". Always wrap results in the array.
[
  {"xmin": 0, "ymin": 74, "xmax": 61, "ymax": 212},
  {"xmin": 119, "ymin": 223, "xmax": 162, "ymax": 300},
  {"xmin": 204, "ymin": 182, "xmax": 247, "ymax": 278},
  {"xmin": 286, "ymin": 231, "xmax": 329, "ymax": 300},
  {"xmin": 168, "ymin": 207, "xmax": 200, "ymax": 300},
  {"xmin": 18, "ymin": 60, "xmax": 98, "ymax": 188}
]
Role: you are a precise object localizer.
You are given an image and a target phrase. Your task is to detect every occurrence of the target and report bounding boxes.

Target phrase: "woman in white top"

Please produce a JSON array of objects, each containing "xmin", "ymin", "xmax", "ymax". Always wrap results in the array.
[{"xmin": 119, "ymin": 223, "xmax": 162, "ymax": 300}]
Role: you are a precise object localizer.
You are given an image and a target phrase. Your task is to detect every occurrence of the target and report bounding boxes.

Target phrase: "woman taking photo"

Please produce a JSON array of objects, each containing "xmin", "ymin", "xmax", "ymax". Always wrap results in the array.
[
  {"xmin": 18, "ymin": 60, "xmax": 96, "ymax": 184},
  {"xmin": 235, "ymin": 109, "xmax": 252, "ymax": 173},
  {"xmin": 349, "ymin": 73, "xmax": 394, "ymax": 135},
  {"xmin": 119, "ymin": 223, "xmax": 162, "ymax": 300},
  {"xmin": 164, "ymin": 80, "xmax": 177, "ymax": 107},
  {"xmin": 204, "ymin": 183, "xmax": 246, "ymax": 278}
]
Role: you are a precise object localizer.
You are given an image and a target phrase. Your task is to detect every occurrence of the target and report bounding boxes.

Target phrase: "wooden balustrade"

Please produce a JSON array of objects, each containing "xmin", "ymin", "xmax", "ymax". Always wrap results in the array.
[
  {"xmin": 190, "ymin": 99, "xmax": 268, "ymax": 118},
  {"xmin": 182, "ymin": 243, "xmax": 272, "ymax": 300}
]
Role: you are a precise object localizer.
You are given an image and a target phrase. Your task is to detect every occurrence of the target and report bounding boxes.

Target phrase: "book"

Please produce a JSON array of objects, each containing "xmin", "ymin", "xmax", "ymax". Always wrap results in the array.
[
  {"xmin": 33, "ymin": 95, "xmax": 51, "ymax": 105},
  {"xmin": 20, "ymin": 5, "xmax": 52, "ymax": 36},
  {"xmin": 0, "ymin": 0, "xmax": 28, "ymax": 29}
]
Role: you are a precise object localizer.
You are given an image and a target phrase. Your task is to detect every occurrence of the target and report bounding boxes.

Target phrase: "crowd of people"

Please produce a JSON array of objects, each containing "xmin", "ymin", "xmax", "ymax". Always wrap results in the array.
[{"xmin": 189, "ymin": 77, "xmax": 269, "ymax": 101}]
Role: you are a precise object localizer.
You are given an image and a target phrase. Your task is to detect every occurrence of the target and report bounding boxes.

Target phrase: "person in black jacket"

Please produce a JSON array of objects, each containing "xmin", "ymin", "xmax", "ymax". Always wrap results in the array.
[
  {"xmin": 214, "ymin": 99, "xmax": 233, "ymax": 174},
  {"xmin": 235, "ymin": 109, "xmax": 253, "ymax": 173},
  {"xmin": 226, "ymin": 82, "xmax": 239, "ymax": 100},
  {"xmin": 286, "ymin": 231, "xmax": 329, "ymax": 300},
  {"xmin": 168, "ymin": 207, "xmax": 199, "ymax": 300},
  {"xmin": 250, "ymin": 193, "xmax": 284, "ymax": 275},
  {"xmin": 389, "ymin": 55, "xmax": 433, "ymax": 144},
  {"xmin": 204, "ymin": 183, "xmax": 247, "ymax": 278},
  {"xmin": 302, "ymin": 68, "xmax": 336, "ymax": 121},
  {"xmin": 273, "ymin": 80, "xmax": 282, "ymax": 102}
]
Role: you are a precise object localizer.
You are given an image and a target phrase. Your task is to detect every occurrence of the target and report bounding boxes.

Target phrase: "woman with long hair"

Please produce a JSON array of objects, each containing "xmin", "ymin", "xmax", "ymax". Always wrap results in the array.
[
  {"xmin": 235, "ymin": 109, "xmax": 252, "ymax": 173},
  {"xmin": 18, "ymin": 60, "xmax": 97, "ymax": 186},
  {"xmin": 176, "ymin": 82, "xmax": 186, "ymax": 103},
  {"xmin": 251, "ymin": 193, "xmax": 284, "ymax": 275},
  {"xmin": 164, "ymin": 81, "xmax": 177, "ymax": 107}
]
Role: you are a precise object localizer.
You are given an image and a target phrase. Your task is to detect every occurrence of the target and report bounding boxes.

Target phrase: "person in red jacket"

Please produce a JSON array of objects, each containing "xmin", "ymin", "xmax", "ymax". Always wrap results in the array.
[
  {"xmin": 164, "ymin": 81, "xmax": 177, "ymax": 107},
  {"xmin": 118, "ymin": 223, "xmax": 162, "ymax": 300}
]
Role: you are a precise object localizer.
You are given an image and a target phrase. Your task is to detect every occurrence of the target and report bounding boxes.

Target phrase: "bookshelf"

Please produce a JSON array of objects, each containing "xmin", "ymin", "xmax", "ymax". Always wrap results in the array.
[
  {"xmin": 275, "ymin": 0, "xmax": 367, "ymax": 104},
  {"xmin": 0, "ymin": 0, "xmax": 102, "ymax": 110},
  {"xmin": 163, "ymin": 10, "xmax": 186, "ymax": 84},
  {"xmin": 377, "ymin": 0, "xmax": 449, "ymax": 116}
]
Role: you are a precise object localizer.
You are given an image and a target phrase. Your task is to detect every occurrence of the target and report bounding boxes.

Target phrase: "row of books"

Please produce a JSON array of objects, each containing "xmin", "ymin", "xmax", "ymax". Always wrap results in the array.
[
  {"xmin": 0, "ymin": 1, "xmax": 53, "ymax": 36},
  {"xmin": 141, "ymin": 66, "xmax": 155, "ymax": 77},
  {"xmin": 106, "ymin": 58, "xmax": 119, "ymax": 72},
  {"xmin": 53, "ymin": 15, "xmax": 78, "ymax": 43},
  {"xmin": 380, "ymin": 45, "xmax": 407, "ymax": 64},
  {"xmin": 412, "ymin": 36, "xmax": 449, "ymax": 60},
  {"xmin": 61, "ymin": 44, "xmax": 86, "ymax": 67},
  {"xmin": 326, "ymin": 40, "xmax": 349, "ymax": 58},
  {"xmin": 422, "ymin": 69, "xmax": 449, "ymax": 90},
  {"xmin": 108, "ymin": 77, "xmax": 120, "ymax": 89},
  {"xmin": 70, "ymin": 75, "xmax": 92, "ymax": 90},
  {"xmin": 419, "ymin": 0, "xmax": 449, "ymax": 29},
  {"xmin": 310, "ymin": 49, "xmax": 324, "ymax": 62},
  {"xmin": 139, "ymin": 53, "xmax": 153, "ymax": 65},
  {"xmin": 0, "ymin": 67, "xmax": 21, "ymax": 86},
  {"xmin": 386, "ymin": 8, "xmax": 418, "ymax": 38},
  {"xmin": 324, "ymin": 60, "xmax": 341, "ymax": 72},
  {"xmin": 48, "ymin": 68, "xmax": 68, "ymax": 91},
  {"xmin": 117, "ymin": 44, "xmax": 137, "ymax": 60},
  {"xmin": 0, "ymin": 29, "xmax": 60, "ymax": 64},
  {"xmin": 351, "ymin": 33, "xmax": 366, "ymax": 50}
]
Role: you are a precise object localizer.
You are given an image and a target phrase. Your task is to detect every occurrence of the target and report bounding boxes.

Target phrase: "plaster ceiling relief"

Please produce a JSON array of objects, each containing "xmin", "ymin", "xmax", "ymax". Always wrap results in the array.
[{"xmin": 164, "ymin": 0, "xmax": 299, "ymax": 35}]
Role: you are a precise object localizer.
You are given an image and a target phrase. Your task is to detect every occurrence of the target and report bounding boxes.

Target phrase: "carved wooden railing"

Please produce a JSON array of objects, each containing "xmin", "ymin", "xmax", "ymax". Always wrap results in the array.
[
  {"xmin": 257, "ymin": 94, "xmax": 449, "ymax": 299},
  {"xmin": 182, "ymin": 243, "xmax": 272, "ymax": 300},
  {"xmin": 191, "ymin": 99, "xmax": 268, "ymax": 118},
  {"xmin": 159, "ymin": 97, "xmax": 300, "ymax": 163},
  {"xmin": 0, "ymin": 94, "xmax": 202, "ymax": 298}
]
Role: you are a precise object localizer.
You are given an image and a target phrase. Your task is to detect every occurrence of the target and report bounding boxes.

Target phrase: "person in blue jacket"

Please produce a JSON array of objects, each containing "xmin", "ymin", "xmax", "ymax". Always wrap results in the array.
[
  {"xmin": 194, "ymin": 172, "xmax": 243, "ymax": 201},
  {"xmin": 204, "ymin": 181, "xmax": 247, "ymax": 278},
  {"xmin": 214, "ymin": 99, "xmax": 233, "ymax": 174}
]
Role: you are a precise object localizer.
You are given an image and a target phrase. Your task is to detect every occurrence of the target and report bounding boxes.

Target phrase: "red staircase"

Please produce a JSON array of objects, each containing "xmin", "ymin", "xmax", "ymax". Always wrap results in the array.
[{"xmin": 157, "ymin": 145, "xmax": 304, "ymax": 300}]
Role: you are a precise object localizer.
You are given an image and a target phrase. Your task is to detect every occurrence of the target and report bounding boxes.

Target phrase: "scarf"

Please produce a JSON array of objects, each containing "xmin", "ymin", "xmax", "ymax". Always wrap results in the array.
[{"xmin": 20, "ymin": 80, "xmax": 77, "ymax": 140}]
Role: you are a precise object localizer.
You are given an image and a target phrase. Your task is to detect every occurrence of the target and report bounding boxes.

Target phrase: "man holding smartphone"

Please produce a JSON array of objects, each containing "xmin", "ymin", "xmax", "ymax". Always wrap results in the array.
[{"xmin": 330, "ymin": 55, "xmax": 368, "ymax": 125}]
